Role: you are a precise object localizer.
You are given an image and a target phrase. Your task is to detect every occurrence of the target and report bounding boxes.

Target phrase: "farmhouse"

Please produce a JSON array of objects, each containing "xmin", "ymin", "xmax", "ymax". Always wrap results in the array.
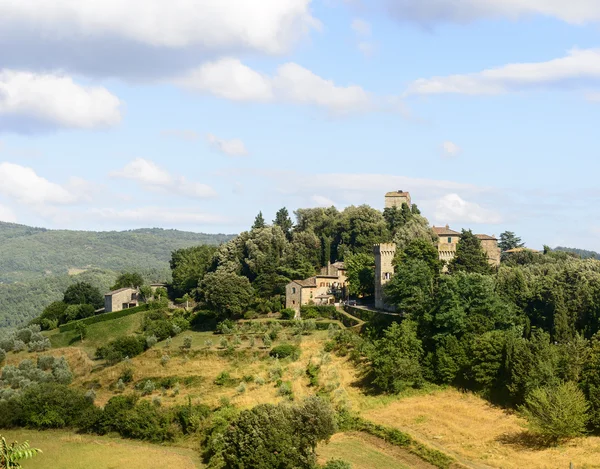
[
  {"xmin": 104, "ymin": 287, "xmax": 139, "ymax": 313},
  {"xmin": 285, "ymin": 262, "xmax": 347, "ymax": 315}
]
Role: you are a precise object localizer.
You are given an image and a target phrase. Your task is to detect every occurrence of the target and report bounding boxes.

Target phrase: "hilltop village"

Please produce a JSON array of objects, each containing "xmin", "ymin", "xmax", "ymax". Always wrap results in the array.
[{"xmin": 286, "ymin": 190, "xmax": 500, "ymax": 313}]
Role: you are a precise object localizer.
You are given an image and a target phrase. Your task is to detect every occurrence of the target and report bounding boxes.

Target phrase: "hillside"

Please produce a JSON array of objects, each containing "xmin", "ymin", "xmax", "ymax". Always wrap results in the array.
[
  {"xmin": 554, "ymin": 246, "xmax": 600, "ymax": 260},
  {"xmin": 0, "ymin": 222, "xmax": 235, "ymax": 328}
]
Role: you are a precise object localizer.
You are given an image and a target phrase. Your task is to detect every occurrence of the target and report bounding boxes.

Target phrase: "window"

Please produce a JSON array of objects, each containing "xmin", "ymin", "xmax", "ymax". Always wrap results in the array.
[
  {"xmin": 448, "ymin": 237, "xmax": 452, "ymax": 244},
  {"xmin": 384, "ymin": 272, "xmax": 391, "ymax": 280},
  {"xmin": 292, "ymin": 287, "xmax": 296, "ymax": 294},
  {"xmin": 292, "ymin": 300, "xmax": 296, "ymax": 305}
]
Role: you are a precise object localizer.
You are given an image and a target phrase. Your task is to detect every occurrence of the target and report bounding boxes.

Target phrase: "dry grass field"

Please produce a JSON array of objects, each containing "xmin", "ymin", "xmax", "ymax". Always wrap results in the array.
[
  {"xmin": 1, "ymin": 429, "xmax": 202, "ymax": 469},
  {"xmin": 318, "ymin": 432, "xmax": 438, "ymax": 469},
  {"xmin": 364, "ymin": 388, "xmax": 600, "ymax": 469}
]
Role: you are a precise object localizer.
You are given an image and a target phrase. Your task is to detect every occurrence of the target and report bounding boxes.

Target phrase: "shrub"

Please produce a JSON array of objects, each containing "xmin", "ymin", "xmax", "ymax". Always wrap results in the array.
[
  {"xmin": 12, "ymin": 340, "xmax": 26, "ymax": 353},
  {"xmin": 280, "ymin": 308, "xmax": 296, "ymax": 320},
  {"xmin": 270, "ymin": 344, "xmax": 301, "ymax": 361},
  {"xmin": 183, "ymin": 336, "xmax": 193, "ymax": 350},
  {"xmin": 236, "ymin": 383, "xmax": 246, "ymax": 394},
  {"xmin": 214, "ymin": 371, "xmax": 236, "ymax": 387},
  {"xmin": 218, "ymin": 397, "xmax": 335, "ymax": 469},
  {"xmin": 142, "ymin": 380, "xmax": 156, "ymax": 395},
  {"xmin": 262, "ymin": 335, "xmax": 272, "ymax": 348},
  {"xmin": 96, "ymin": 336, "xmax": 146, "ymax": 363},
  {"xmin": 19, "ymin": 383, "xmax": 95, "ymax": 429},
  {"xmin": 323, "ymin": 459, "xmax": 352, "ymax": 469},
  {"xmin": 146, "ymin": 335, "xmax": 158, "ymax": 348},
  {"xmin": 306, "ymin": 362, "xmax": 321, "ymax": 387},
  {"xmin": 28, "ymin": 338, "xmax": 51, "ymax": 352},
  {"xmin": 119, "ymin": 368, "xmax": 134, "ymax": 384},
  {"xmin": 160, "ymin": 355, "xmax": 170, "ymax": 367},
  {"xmin": 0, "ymin": 349, "xmax": 6, "ymax": 365},
  {"xmin": 521, "ymin": 382, "xmax": 589, "ymax": 442},
  {"xmin": 277, "ymin": 381, "xmax": 294, "ymax": 400}
]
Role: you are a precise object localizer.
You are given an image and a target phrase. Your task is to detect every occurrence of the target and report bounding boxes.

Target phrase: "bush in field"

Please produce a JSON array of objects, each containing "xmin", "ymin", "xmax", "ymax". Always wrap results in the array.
[
  {"xmin": 218, "ymin": 397, "xmax": 336, "ymax": 469},
  {"xmin": 323, "ymin": 459, "xmax": 352, "ymax": 469},
  {"xmin": 96, "ymin": 336, "xmax": 146, "ymax": 363},
  {"xmin": 269, "ymin": 344, "xmax": 301, "ymax": 360},
  {"xmin": 280, "ymin": 308, "xmax": 296, "ymax": 320},
  {"xmin": 521, "ymin": 382, "xmax": 589, "ymax": 442}
]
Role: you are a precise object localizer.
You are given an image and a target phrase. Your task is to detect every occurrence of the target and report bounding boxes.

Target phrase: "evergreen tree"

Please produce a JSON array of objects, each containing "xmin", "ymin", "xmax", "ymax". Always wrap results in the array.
[
  {"xmin": 499, "ymin": 231, "xmax": 525, "ymax": 252},
  {"xmin": 449, "ymin": 230, "xmax": 492, "ymax": 274},
  {"xmin": 252, "ymin": 212, "xmax": 266, "ymax": 230},
  {"xmin": 273, "ymin": 208, "xmax": 293, "ymax": 239}
]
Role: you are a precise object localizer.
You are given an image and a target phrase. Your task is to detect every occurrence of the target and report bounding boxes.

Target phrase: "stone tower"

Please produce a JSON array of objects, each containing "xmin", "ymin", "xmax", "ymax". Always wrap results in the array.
[
  {"xmin": 373, "ymin": 243, "xmax": 396, "ymax": 311},
  {"xmin": 385, "ymin": 190, "xmax": 411, "ymax": 209}
]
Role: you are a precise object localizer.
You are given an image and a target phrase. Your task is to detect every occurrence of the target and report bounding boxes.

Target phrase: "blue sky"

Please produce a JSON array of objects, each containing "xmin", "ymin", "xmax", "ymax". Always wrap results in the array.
[{"xmin": 1, "ymin": 0, "xmax": 600, "ymax": 250}]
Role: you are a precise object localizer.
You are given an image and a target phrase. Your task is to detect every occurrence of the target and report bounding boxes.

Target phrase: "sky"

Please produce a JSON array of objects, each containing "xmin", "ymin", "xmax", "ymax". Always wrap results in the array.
[{"xmin": 1, "ymin": 0, "xmax": 600, "ymax": 250}]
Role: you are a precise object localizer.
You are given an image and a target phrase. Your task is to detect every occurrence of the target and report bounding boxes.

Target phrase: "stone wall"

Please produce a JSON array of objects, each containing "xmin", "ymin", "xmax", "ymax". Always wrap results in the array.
[{"xmin": 373, "ymin": 243, "xmax": 396, "ymax": 311}]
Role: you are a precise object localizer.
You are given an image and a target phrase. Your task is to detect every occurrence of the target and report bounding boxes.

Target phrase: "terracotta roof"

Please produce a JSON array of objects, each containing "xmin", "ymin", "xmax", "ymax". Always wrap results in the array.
[
  {"xmin": 475, "ymin": 234, "xmax": 497, "ymax": 241},
  {"xmin": 332, "ymin": 261, "xmax": 346, "ymax": 270},
  {"xmin": 316, "ymin": 275, "xmax": 339, "ymax": 279},
  {"xmin": 433, "ymin": 225, "xmax": 461, "ymax": 236},
  {"xmin": 505, "ymin": 247, "xmax": 539, "ymax": 253},
  {"xmin": 291, "ymin": 277, "xmax": 317, "ymax": 288},
  {"xmin": 315, "ymin": 294, "xmax": 334, "ymax": 299},
  {"xmin": 385, "ymin": 191, "xmax": 410, "ymax": 197}
]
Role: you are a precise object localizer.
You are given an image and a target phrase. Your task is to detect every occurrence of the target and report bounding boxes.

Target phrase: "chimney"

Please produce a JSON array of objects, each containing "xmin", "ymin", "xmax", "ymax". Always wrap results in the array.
[{"xmin": 445, "ymin": 224, "xmax": 449, "ymax": 229}]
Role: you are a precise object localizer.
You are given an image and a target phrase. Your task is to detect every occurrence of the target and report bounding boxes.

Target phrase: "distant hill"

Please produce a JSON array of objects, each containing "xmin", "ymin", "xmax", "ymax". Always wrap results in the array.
[
  {"xmin": 554, "ymin": 246, "xmax": 600, "ymax": 260},
  {"xmin": 0, "ymin": 222, "xmax": 235, "ymax": 328}
]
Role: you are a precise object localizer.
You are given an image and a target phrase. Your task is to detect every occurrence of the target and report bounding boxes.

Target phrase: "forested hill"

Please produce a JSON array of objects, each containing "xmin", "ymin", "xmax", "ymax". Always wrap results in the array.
[
  {"xmin": 0, "ymin": 222, "xmax": 234, "ymax": 283},
  {"xmin": 0, "ymin": 222, "xmax": 235, "ymax": 328},
  {"xmin": 554, "ymin": 246, "xmax": 600, "ymax": 260}
]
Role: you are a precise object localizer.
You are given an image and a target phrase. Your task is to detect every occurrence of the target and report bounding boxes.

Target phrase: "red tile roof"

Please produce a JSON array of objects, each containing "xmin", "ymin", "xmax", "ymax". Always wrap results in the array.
[
  {"xmin": 475, "ymin": 234, "xmax": 497, "ymax": 241},
  {"xmin": 433, "ymin": 226, "xmax": 461, "ymax": 236}
]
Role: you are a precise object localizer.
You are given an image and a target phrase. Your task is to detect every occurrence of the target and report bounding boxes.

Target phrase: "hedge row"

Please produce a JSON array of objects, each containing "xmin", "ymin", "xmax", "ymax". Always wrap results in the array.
[
  {"xmin": 59, "ymin": 304, "xmax": 149, "ymax": 332},
  {"xmin": 338, "ymin": 411, "xmax": 454, "ymax": 469}
]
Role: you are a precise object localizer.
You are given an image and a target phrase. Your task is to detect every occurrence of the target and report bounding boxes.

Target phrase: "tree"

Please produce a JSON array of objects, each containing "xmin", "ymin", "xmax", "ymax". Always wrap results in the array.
[
  {"xmin": 75, "ymin": 322, "xmax": 87, "ymax": 342},
  {"xmin": 200, "ymin": 270, "xmax": 254, "ymax": 318},
  {"xmin": 252, "ymin": 212, "xmax": 266, "ymax": 230},
  {"xmin": 393, "ymin": 215, "xmax": 438, "ymax": 253},
  {"xmin": 384, "ymin": 260, "xmax": 434, "ymax": 317},
  {"xmin": 397, "ymin": 238, "xmax": 442, "ymax": 275},
  {"xmin": 0, "ymin": 436, "xmax": 42, "ymax": 469},
  {"xmin": 111, "ymin": 272, "xmax": 144, "ymax": 290},
  {"xmin": 274, "ymin": 207, "xmax": 293, "ymax": 239},
  {"xmin": 499, "ymin": 231, "xmax": 525, "ymax": 252},
  {"xmin": 344, "ymin": 253, "xmax": 375, "ymax": 297},
  {"xmin": 169, "ymin": 245, "xmax": 218, "ymax": 298},
  {"xmin": 370, "ymin": 321, "xmax": 424, "ymax": 393},
  {"xmin": 220, "ymin": 397, "xmax": 335, "ymax": 469},
  {"xmin": 63, "ymin": 282, "xmax": 104, "ymax": 309},
  {"xmin": 449, "ymin": 230, "xmax": 492, "ymax": 274},
  {"xmin": 521, "ymin": 382, "xmax": 589, "ymax": 442},
  {"xmin": 581, "ymin": 333, "xmax": 600, "ymax": 430},
  {"xmin": 336, "ymin": 205, "xmax": 389, "ymax": 257}
]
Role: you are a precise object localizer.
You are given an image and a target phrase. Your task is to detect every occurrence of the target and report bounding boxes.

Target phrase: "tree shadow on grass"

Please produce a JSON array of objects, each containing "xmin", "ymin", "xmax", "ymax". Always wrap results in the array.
[{"xmin": 496, "ymin": 431, "xmax": 557, "ymax": 450}]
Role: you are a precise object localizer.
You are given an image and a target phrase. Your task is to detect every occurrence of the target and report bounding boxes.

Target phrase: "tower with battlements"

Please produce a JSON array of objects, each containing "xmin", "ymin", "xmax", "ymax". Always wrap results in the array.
[
  {"xmin": 385, "ymin": 190, "xmax": 411, "ymax": 209},
  {"xmin": 373, "ymin": 243, "xmax": 396, "ymax": 311}
]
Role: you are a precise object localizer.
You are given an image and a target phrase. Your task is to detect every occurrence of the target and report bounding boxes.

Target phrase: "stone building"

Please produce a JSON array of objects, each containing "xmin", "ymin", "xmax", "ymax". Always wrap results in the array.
[
  {"xmin": 385, "ymin": 190, "xmax": 411, "ymax": 209},
  {"xmin": 285, "ymin": 262, "xmax": 347, "ymax": 316},
  {"xmin": 432, "ymin": 225, "xmax": 501, "ymax": 268},
  {"xmin": 373, "ymin": 243, "xmax": 396, "ymax": 311},
  {"xmin": 105, "ymin": 287, "xmax": 139, "ymax": 313}
]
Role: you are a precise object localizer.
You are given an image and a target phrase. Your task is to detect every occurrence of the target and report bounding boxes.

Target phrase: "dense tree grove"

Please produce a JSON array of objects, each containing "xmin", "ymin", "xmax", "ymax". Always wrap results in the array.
[{"xmin": 370, "ymin": 239, "xmax": 600, "ymax": 437}]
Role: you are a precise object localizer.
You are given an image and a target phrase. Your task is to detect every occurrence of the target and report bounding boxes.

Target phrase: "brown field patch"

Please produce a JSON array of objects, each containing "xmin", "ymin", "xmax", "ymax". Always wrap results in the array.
[{"xmin": 364, "ymin": 388, "xmax": 600, "ymax": 469}]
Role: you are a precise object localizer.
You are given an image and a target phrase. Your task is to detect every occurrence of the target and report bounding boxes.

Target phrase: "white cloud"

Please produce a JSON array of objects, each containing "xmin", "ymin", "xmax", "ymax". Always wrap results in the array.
[
  {"xmin": 0, "ymin": 203, "xmax": 17, "ymax": 223},
  {"xmin": 407, "ymin": 48, "xmax": 600, "ymax": 96},
  {"xmin": 0, "ymin": 0, "xmax": 318, "ymax": 77},
  {"xmin": 0, "ymin": 70, "xmax": 121, "ymax": 131},
  {"xmin": 160, "ymin": 129, "xmax": 199, "ymax": 141},
  {"xmin": 111, "ymin": 158, "xmax": 173, "ymax": 186},
  {"xmin": 434, "ymin": 193, "xmax": 502, "ymax": 224},
  {"xmin": 178, "ymin": 59, "xmax": 274, "ymax": 101},
  {"xmin": 351, "ymin": 18, "xmax": 371, "ymax": 36},
  {"xmin": 207, "ymin": 134, "xmax": 248, "ymax": 156},
  {"xmin": 110, "ymin": 158, "xmax": 217, "ymax": 199},
  {"xmin": 90, "ymin": 207, "xmax": 228, "ymax": 225},
  {"xmin": 385, "ymin": 0, "xmax": 600, "ymax": 25},
  {"xmin": 442, "ymin": 141, "xmax": 461, "ymax": 158},
  {"xmin": 0, "ymin": 162, "xmax": 77, "ymax": 205},
  {"xmin": 180, "ymin": 58, "xmax": 402, "ymax": 114},
  {"xmin": 311, "ymin": 195, "xmax": 337, "ymax": 207}
]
